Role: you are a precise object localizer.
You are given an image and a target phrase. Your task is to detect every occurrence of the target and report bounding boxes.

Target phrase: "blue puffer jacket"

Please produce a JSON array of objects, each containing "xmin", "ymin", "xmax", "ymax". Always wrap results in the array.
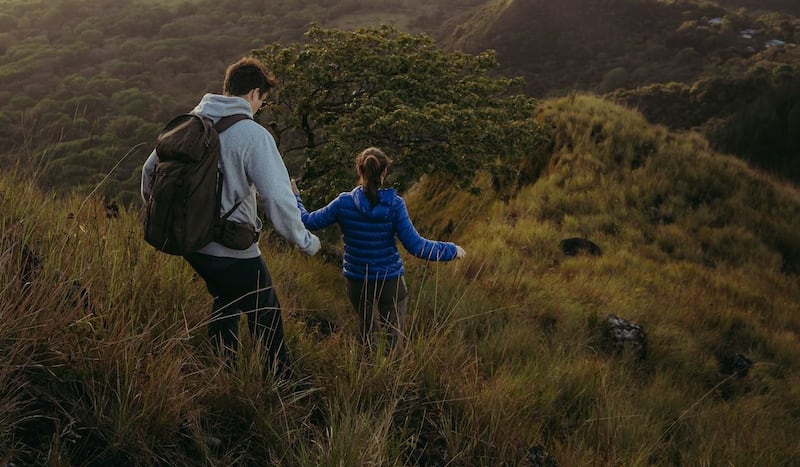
[{"xmin": 296, "ymin": 186, "xmax": 458, "ymax": 280}]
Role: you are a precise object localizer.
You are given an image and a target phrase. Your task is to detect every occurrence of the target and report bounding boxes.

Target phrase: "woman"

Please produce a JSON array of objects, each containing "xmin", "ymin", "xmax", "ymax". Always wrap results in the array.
[{"xmin": 292, "ymin": 147, "xmax": 466, "ymax": 351}]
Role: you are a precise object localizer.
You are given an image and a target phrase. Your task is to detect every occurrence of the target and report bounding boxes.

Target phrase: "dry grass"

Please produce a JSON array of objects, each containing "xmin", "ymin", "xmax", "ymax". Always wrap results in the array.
[{"xmin": 2, "ymin": 95, "xmax": 800, "ymax": 465}]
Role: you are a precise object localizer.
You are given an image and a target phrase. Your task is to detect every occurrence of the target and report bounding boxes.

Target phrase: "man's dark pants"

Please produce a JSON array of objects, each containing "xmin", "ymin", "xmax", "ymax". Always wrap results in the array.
[{"xmin": 185, "ymin": 252, "xmax": 289, "ymax": 375}]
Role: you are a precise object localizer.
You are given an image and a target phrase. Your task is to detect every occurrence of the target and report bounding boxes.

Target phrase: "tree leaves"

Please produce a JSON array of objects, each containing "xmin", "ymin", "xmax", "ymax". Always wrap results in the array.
[{"xmin": 255, "ymin": 24, "xmax": 548, "ymax": 204}]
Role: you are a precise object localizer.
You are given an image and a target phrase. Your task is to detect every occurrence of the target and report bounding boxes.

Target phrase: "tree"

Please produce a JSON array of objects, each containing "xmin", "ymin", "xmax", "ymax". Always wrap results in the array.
[{"xmin": 253, "ymin": 24, "xmax": 548, "ymax": 204}]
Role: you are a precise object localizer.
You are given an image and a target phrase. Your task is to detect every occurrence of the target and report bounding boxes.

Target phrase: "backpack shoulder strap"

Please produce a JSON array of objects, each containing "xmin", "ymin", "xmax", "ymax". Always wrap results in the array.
[
  {"xmin": 213, "ymin": 113, "xmax": 252, "ymax": 221},
  {"xmin": 214, "ymin": 114, "xmax": 251, "ymax": 133}
]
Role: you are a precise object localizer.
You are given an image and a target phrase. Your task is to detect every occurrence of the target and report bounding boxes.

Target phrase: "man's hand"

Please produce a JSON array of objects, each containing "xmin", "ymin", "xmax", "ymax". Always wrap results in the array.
[{"xmin": 290, "ymin": 178, "xmax": 300, "ymax": 195}]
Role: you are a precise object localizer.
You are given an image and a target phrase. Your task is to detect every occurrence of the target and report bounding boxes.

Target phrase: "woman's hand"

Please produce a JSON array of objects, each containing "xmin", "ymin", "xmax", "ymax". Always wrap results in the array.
[
  {"xmin": 290, "ymin": 178, "xmax": 300, "ymax": 195},
  {"xmin": 455, "ymin": 245, "xmax": 466, "ymax": 259}
]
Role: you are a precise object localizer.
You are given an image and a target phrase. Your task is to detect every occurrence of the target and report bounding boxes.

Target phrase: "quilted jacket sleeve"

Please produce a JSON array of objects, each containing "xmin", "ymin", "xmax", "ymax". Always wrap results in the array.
[
  {"xmin": 393, "ymin": 196, "xmax": 458, "ymax": 261},
  {"xmin": 296, "ymin": 194, "xmax": 341, "ymax": 231}
]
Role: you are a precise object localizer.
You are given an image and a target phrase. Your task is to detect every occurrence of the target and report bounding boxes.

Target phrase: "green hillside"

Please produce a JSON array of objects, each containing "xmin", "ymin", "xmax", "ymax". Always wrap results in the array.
[
  {"xmin": 610, "ymin": 65, "xmax": 800, "ymax": 182},
  {"xmin": 2, "ymin": 0, "xmax": 800, "ymax": 199},
  {"xmin": 443, "ymin": 0, "xmax": 800, "ymax": 96},
  {"xmin": 0, "ymin": 0, "xmax": 481, "ymax": 203},
  {"xmin": 717, "ymin": 0, "xmax": 800, "ymax": 16},
  {"xmin": 442, "ymin": 0, "xmax": 800, "ymax": 182},
  {"xmin": 2, "ymin": 95, "xmax": 799, "ymax": 465}
]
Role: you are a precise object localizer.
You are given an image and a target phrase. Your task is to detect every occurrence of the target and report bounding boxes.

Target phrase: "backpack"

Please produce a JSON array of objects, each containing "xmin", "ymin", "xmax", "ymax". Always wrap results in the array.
[{"xmin": 143, "ymin": 113, "xmax": 250, "ymax": 255}]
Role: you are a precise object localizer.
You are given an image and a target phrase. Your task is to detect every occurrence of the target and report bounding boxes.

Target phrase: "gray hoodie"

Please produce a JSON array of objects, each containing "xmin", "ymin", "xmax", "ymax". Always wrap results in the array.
[{"xmin": 141, "ymin": 93, "xmax": 320, "ymax": 258}]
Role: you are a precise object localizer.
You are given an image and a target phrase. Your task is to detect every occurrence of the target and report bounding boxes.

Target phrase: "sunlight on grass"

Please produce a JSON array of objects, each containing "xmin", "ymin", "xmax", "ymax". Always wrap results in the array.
[{"xmin": 2, "ymin": 94, "xmax": 800, "ymax": 464}]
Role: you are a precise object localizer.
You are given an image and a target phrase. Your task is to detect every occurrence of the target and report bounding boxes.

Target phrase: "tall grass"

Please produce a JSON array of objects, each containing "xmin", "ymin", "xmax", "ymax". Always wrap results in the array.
[{"xmin": 2, "ymin": 94, "xmax": 800, "ymax": 465}]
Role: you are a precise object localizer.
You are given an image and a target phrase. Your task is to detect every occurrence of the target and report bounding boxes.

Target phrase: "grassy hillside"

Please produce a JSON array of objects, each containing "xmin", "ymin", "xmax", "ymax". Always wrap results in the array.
[
  {"xmin": 442, "ymin": 0, "xmax": 800, "ymax": 183},
  {"xmin": 2, "ymin": 95, "xmax": 799, "ymax": 465},
  {"xmin": 443, "ymin": 0, "xmax": 800, "ymax": 96},
  {"xmin": 610, "ymin": 64, "xmax": 800, "ymax": 183}
]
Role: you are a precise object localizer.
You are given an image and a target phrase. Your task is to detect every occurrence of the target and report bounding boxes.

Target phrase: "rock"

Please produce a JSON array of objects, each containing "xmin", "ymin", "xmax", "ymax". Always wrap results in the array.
[
  {"xmin": 718, "ymin": 352, "xmax": 753, "ymax": 378},
  {"xmin": 523, "ymin": 444, "xmax": 559, "ymax": 467},
  {"xmin": 559, "ymin": 237, "xmax": 602, "ymax": 256},
  {"xmin": 105, "ymin": 201, "xmax": 120, "ymax": 218},
  {"xmin": 603, "ymin": 314, "xmax": 647, "ymax": 359}
]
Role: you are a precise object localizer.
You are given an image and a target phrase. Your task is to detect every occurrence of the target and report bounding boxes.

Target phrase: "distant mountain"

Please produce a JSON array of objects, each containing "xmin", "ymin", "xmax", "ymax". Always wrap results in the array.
[
  {"xmin": 717, "ymin": 0, "xmax": 800, "ymax": 16},
  {"xmin": 441, "ymin": 0, "xmax": 799, "ymax": 96},
  {"xmin": 440, "ymin": 0, "xmax": 800, "ymax": 182}
]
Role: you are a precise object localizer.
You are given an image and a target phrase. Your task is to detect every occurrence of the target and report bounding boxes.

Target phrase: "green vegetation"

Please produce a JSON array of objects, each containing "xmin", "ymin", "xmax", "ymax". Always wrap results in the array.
[
  {"xmin": 254, "ymin": 24, "xmax": 548, "ymax": 205},
  {"xmin": 2, "ymin": 3, "xmax": 799, "ymax": 461},
  {"xmin": 2, "ymin": 95, "xmax": 799, "ymax": 465},
  {"xmin": 1, "ymin": 0, "xmax": 799, "ymax": 200},
  {"xmin": 718, "ymin": 0, "xmax": 800, "ymax": 16},
  {"xmin": 1, "ymin": 0, "xmax": 799, "ymax": 203},
  {"xmin": 0, "ymin": 0, "xmax": 482, "ymax": 204},
  {"xmin": 611, "ymin": 63, "xmax": 800, "ymax": 182},
  {"xmin": 443, "ymin": 0, "xmax": 800, "ymax": 183}
]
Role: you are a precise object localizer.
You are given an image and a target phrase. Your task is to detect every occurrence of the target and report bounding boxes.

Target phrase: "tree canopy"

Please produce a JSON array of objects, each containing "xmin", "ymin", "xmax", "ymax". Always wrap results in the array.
[
  {"xmin": 3, "ymin": 0, "xmax": 799, "ymax": 201},
  {"xmin": 0, "ymin": 0, "xmax": 484, "ymax": 204},
  {"xmin": 254, "ymin": 24, "xmax": 547, "ymax": 205}
]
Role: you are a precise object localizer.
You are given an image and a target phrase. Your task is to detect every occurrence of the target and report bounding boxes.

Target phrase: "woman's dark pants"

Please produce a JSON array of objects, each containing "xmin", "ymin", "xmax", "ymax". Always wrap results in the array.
[{"xmin": 346, "ymin": 276, "xmax": 408, "ymax": 351}]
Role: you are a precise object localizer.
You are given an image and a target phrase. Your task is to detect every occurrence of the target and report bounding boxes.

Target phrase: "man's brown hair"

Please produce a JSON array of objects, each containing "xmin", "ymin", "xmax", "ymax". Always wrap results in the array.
[{"xmin": 223, "ymin": 57, "xmax": 277, "ymax": 96}]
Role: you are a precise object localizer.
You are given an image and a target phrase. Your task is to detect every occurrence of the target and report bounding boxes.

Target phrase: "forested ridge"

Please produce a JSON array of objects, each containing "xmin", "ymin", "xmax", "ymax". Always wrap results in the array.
[
  {"xmin": 0, "ymin": 0, "xmax": 482, "ymax": 203},
  {"xmin": 1, "ymin": 0, "xmax": 799, "ymax": 203},
  {"xmin": 717, "ymin": 0, "xmax": 800, "ymax": 16},
  {"xmin": 442, "ymin": 0, "xmax": 800, "ymax": 182}
]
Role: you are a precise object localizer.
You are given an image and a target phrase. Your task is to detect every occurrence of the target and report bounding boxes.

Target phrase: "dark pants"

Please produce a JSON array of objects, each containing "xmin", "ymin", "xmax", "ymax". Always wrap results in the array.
[
  {"xmin": 185, "ymin": 253, "xmax": 289, "ymax": 375},
  {"xmin": 346, "ymin": 276, "xmax": 408, "ymax": 351}
]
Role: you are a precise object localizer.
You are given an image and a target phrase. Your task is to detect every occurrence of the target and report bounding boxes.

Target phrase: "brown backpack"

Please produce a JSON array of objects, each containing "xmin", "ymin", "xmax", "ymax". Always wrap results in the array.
[{"xmin": 143, "ymin": 113, "xmax": 250, "ymax": 255}]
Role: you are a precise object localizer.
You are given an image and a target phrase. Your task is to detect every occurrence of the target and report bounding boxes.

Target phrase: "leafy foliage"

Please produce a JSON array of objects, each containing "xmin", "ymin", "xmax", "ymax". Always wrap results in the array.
[
  {"xmin": 442, "ymin": 0, "xmax": 800, "ymax": 181},
  {"xmin": 0, "ymin": 0, "xmax": 483, "ymax": 202},
  {"xmin": 254, "ymin": 24, "xmax": 547, "ymax": 204},
  {"xmin": 611, "ymin": 63, "xmax": 800, "ymax": 181}
]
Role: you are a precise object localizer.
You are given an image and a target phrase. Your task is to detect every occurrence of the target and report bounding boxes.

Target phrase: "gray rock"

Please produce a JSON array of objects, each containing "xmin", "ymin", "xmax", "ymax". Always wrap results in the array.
[
  {"xmin": 719, "ymin": 352, "xmax": 753, "ymax": 378},
  {"xmin": 603, "ymin": 314, "xmax": 647, "ymax": 359},
  {"xmin": 523, "ymin": 444, "xmax": 558, "ymax": 467}
]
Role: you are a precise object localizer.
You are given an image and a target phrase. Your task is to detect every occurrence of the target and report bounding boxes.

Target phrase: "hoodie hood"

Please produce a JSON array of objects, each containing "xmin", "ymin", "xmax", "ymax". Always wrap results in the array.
[
  {"xmin": 351, "ymin": 186, "xmax": 395, "ymax": 220},
  {"xmin": 191, "ymin": 93, "xmax": 254, "ymax": 122}
]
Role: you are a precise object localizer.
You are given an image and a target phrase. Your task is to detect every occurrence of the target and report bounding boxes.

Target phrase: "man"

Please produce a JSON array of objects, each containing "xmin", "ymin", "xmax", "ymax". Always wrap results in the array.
[{"xmin": 141, "ymin": 57, "xmax": 320, "ymax": 376}]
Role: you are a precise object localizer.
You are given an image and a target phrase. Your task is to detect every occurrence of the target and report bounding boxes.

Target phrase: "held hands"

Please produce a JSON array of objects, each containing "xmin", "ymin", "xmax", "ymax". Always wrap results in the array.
[
  {"xmin": 455, "ymin": 245, "xmax": 466, "ymax": 259},
  {"xmin": 290, "ymin": 178, "xmax": 300, "ymax": 196}
]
